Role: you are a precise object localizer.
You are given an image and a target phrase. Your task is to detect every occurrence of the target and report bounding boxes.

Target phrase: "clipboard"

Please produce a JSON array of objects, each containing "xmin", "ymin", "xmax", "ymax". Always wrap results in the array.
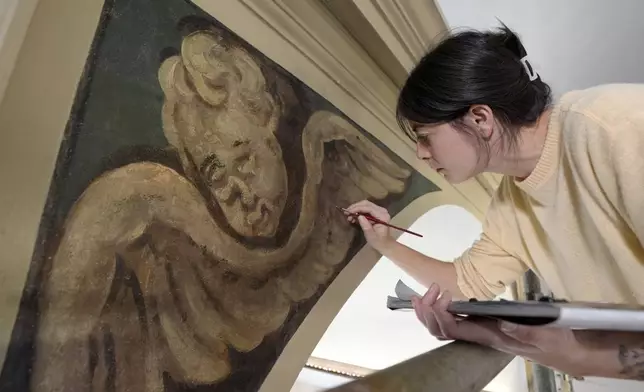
[{"xmin": 387, "ymin": 280, "xmax": 644, "ymax": 332}]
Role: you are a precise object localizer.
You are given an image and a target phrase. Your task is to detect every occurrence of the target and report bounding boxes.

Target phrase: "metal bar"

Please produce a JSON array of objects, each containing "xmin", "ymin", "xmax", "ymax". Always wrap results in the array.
[
  {"xmin": 325, "ymin": 341, "xmax": 514, "ymax": 392},
  {"xmin": 523, "ymin": 270, "xmax": 558, "ymax": 392}
]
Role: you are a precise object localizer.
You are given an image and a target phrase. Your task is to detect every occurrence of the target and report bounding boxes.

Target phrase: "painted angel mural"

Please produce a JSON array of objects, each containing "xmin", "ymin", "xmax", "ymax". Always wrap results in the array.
[{"xmin": 30, "ymin": 28, "xmax": 411, "ymax": 391}]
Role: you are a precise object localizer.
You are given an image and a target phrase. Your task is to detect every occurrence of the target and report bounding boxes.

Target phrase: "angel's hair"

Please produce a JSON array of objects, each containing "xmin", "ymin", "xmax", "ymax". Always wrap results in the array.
[{"xmin": 396, "ymin": 23, "xmax": 552, "ymax": 153}]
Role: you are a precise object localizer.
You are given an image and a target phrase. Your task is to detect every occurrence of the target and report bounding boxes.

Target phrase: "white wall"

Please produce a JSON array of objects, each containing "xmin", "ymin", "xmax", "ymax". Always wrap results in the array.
[
  {"xmin": 435, "ymin": 0, "xmax": 644, "ymax": 98},
  {"xmin": 435, "ymin": 2, "xmax": 644, "ymax": 391},
  {"xmin": 291, "ymin": 368, "xmax": 351, "ymax": 391}
]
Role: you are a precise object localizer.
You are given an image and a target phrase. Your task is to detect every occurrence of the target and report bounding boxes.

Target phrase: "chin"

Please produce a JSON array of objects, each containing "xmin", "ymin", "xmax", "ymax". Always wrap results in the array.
[
  {"xmin": 442, "ymin": 173, "xmax": 468, "ymax": 185},
  {"xmin": 254, "ymin": 222, "xmax": 278, "ymax": 238}
]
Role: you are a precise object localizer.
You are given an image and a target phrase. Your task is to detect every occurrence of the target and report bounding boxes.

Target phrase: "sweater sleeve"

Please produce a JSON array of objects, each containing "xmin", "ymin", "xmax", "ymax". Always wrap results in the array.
[{"xmin": 453, "ymin": 204, "xmax": 528, "ymax": 300}]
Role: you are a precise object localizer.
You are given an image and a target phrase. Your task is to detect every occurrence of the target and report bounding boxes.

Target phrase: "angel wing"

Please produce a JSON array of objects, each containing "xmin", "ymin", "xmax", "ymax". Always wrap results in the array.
[
  {"xmin": 303, "ymin": 110, "xmax": 411, "ymax": 200},
  {"xmin": 277, "ymin": 110, "xmax": 411, "ymax": 301}
]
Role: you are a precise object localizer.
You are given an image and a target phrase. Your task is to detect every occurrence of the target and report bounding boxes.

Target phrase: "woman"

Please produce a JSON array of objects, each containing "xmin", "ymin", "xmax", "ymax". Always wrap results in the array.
[{"xmin": 346, "ymin": 25, "xmax": 644, "ymax": 380}]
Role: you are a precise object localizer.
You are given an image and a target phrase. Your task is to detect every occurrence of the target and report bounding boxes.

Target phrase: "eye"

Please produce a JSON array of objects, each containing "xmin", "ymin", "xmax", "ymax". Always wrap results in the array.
[
  {"xmin": 232, "ymin": 139, "xmax": 250, "ymax": 147},
  {"xmin": 417, "ymin": 134, "xmax": 431, "ymax": 146}
]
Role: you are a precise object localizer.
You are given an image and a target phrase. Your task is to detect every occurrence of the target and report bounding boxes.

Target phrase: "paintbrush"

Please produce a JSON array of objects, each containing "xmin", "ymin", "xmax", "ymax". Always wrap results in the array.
[{"xmin": 336, "ymin": 206, "xmax": 423, "ymax": 238}]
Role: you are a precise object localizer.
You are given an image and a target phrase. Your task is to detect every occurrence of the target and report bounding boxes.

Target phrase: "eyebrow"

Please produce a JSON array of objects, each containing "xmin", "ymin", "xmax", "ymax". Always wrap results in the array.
[
  {"xmin": 415, "ymin": 127, "xmax": 431, "ymax": 135},
  {"xmin": 410, "ymin": 122, "xmax": 429, "ymax": 134}
]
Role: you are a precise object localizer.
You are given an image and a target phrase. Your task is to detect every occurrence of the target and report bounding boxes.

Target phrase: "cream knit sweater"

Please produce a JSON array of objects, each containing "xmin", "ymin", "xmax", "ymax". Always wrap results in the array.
[{"xmin": 454, "ymin": 84, "xmax": 644, "ymax": 304}]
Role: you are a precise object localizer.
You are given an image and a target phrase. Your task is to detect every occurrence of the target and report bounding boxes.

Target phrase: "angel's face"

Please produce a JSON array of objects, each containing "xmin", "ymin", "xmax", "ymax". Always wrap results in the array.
[
  {"xmin": 183, "ymin": 112, "xmax": 288, "ymax": 237},
  {"xmin": 161, "ymin": 30, "xmax": 290, "ymax": 237}
]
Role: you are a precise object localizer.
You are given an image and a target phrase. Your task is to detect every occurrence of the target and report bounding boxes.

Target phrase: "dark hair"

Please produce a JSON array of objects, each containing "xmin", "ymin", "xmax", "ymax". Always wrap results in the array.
[{"xmin": 396, "ymin": 24, "xmax": 552, "ymax": 153}]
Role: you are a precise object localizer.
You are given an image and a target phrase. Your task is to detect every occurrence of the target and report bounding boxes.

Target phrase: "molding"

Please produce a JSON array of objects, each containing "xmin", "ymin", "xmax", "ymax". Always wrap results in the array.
[
  {"xmin": 350, "ymin": 0, "xmax": 447, "ymax": 72},
  {"xmin": 305, "ymin": 356, "xmax": 374, "ymax": 378},
  {"xmin": 347, "ymin": 0, "xmax": 415, "ymax": 72},
  {"xmin": 319, "ymin": 0, "xmax": 408, "ymax": 87}
]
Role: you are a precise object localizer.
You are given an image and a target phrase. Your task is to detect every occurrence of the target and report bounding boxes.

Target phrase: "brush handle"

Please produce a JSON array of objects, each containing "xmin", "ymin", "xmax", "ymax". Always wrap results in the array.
[
  {"xmin": 338, "ymin": 206, "xmax": 423, "ymax": 238},
  {"xmin": 363, "ymin": 215, "xmax": 423, "ymax": 238}
]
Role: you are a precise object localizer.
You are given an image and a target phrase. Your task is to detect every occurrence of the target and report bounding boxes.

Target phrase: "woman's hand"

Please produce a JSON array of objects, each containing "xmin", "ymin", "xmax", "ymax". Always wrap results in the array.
[
  {"xmin": 344, "ymin": 200, "xmax": 395, "ymax": 253},
  {"xmin": 411, "ymin": 285, "xmax": 593, "ymax": 378}
]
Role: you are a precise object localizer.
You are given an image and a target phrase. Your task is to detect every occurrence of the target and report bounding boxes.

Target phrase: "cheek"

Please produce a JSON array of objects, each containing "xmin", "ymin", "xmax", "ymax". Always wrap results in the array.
[
  {"xmin": 435, "ymin": 135, "xmax": 478, "ymax": 168},
  {"xmin": 253, "ymin": 156, "xmax": 286, "ymax": 194}
]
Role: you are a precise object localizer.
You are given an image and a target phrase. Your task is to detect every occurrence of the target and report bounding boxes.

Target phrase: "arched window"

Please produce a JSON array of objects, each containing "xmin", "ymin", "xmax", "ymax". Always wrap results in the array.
[
  {"xmin": 302, "ymin": 205, "xmax": 527, "ymax": 392},
  {"xmin": 311, "ymin": 205, "xmax": 483, "ymax": 368}
]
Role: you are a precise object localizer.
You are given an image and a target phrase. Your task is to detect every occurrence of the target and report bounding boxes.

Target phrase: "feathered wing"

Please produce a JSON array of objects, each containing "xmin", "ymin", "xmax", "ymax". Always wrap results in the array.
[
  {"xmin": 29, "ymin": 112, "xmax": 413, "ymax": 391},
  {"xmin": 304, "ymin": 110, "xmax": 410, "ymax": 200},
  {"xmin": 277, "ymin": 110, "xmax": 412, "ymax": 302}
]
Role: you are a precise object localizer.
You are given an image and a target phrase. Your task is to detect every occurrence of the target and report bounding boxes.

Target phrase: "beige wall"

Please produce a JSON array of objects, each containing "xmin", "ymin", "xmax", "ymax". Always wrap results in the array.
[
  {"xmin": 0, "ymin": 0, "xmax": 492, "ymax": 390},
  {"xmin": 0, "ymin": 0, "xmax": 39, "ymax": 105},
  {"xmin": 0, "ymin": 0, "xmax": 105, "ymax": 368}
]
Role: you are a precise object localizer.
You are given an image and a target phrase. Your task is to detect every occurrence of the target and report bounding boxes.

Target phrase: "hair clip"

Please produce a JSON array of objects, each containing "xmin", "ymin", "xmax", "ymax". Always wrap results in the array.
[{"xmin": 520, "ymin": 55, "xmax": 538, "ymax": 82}]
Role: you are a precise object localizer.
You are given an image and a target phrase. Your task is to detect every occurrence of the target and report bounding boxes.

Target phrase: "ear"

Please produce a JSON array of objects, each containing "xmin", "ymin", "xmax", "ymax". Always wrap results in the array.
[{"xmin": 464, "ymin": 104, "xmax": 495, "ymax": 140}]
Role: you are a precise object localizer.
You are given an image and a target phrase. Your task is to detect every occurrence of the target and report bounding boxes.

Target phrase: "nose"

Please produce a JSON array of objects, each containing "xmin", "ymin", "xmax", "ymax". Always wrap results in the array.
[{"xmin": 416, "ymin": 142, "xmax": 432, "ymax": 160}]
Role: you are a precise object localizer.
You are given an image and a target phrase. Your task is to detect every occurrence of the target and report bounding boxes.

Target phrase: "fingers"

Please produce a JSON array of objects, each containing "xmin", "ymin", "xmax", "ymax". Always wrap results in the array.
[
  {"xmin": 344, "ymin": 200, "xmax": 390, "ymax": 222},
  {"xmin": 414, "ymin": 286, "xmax": 548, "ymax": 355},
  {"xmin": 357, "ymin": 215, "xmax": 373, "ymax": 232},
  {"xmin": 413, "ymin": 286, "xmax": 501, "ymax": 346},
  {"xmin": 412, "ymin": 284, "xmax": 442, "ymax": 337},
  {"xmin": 434, "ymin": 290, "xmax": 459, "ymax": 339}
]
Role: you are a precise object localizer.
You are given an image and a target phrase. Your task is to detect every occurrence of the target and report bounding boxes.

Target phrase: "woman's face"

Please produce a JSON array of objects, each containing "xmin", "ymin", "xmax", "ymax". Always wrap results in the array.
[
  {"xmin": 411, "ymin": 105, "xmax": 496, "ymax": 184},
  {"xmin": 414, "ymin": 122, "xmax": 485, "ymax": 184}
]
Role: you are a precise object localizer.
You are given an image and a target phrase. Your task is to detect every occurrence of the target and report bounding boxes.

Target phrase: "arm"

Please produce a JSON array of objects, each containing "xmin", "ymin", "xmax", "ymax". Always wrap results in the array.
[
  {"xmin": 345, "ymin": 199, "xmax": 526, "ymax": 301},
  {"xmin": 576, "ymin": 331, "xmax": 644, "ymax": 380},
  {"xmin": 379, "ymin": 240, "xmax": 464, "ymax": 299},
  {"xmin": 412, "ymin": 289, "xmax": 644, "ymax": 381}
]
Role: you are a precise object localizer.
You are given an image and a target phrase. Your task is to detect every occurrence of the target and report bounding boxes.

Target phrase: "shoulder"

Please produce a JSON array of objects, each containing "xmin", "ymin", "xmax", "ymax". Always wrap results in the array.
[
  {"xmin": 557, "ymin": 83, "xmax": 644, "ymax": 138},
  {"xmin": 553, "ymin": 86, "xmax": 644, "ymax": 199},
  {"xmin": 480, "ymin": 177, "xmax": 519, "ymax": 234},
  {"xmin": 558, "ymin": 83, "xmax": 644, "ymax": 114}
]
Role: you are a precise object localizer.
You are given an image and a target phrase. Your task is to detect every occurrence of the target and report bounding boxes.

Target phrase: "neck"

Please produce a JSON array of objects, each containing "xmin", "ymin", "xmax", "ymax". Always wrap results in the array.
[{"xmin": 487, "ymin": 109, "xmax": 552, "ymax": 180}]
